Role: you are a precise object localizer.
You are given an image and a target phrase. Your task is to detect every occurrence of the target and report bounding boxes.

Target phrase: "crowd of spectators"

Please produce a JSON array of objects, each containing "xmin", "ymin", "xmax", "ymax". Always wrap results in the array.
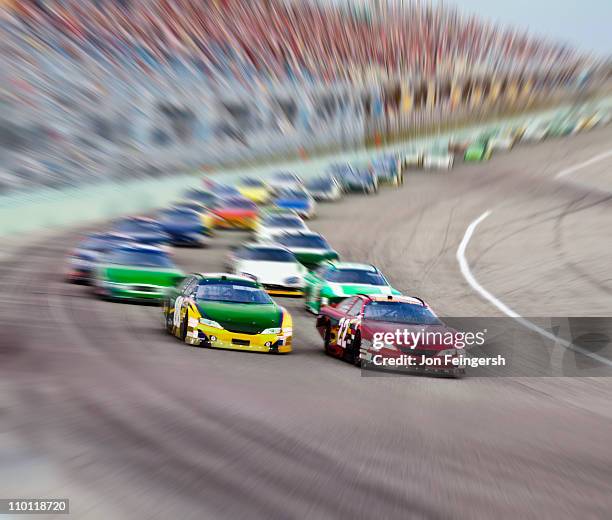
[{"xmin": 0, "ymin": 0, "xmax": 587, "ymax": 193}]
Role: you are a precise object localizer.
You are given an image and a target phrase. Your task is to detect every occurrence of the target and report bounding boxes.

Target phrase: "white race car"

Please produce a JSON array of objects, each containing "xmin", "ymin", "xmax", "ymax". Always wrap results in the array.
[
  {"xmin": 226, "ymin": 242, "xmax": 307, "ymax": 296},
  {"xmin": 254, "ymin": 212, "xmax": 309, "ymax": 242}
]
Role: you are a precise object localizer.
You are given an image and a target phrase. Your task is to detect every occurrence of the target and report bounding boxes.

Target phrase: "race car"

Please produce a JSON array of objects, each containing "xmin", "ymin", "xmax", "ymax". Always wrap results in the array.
[
  {"xmin": 369, "ymin": 155, "xmax": 404, "ymax": 186},
  {"xmin": 112, "ymin": 217, "xmax": 172, "ymax": 246},
  {"xmin": 254, "ymin": 211, "xmax": 309, "ymax": 241},
  {"xmin": 93, "ymin": 243, "xmax": 184, "ymax": 302},
  {"xmin": 272, "ymin": 187, "xmax": 316, "ymax": 219},
  {"xmin": 398, "ymin": 151, "xmax": 424, "ymax": 170},
  {"xmin": 226, "ymin": 242, "xmax": 306, "ymax": 296},
  {"xmin": 163, "ymin": 273, "xmax": 292, "ymax": 353},
  {"xmin": 547, "ymin": 115, "xmax": 579, "ymax": 137},
  {"xmin": 270, "ymin": 171, "xmax": 303, "ymax": 191},
  {"xmin": 182, "ymin": 188, "xmax": 220, "ymax": 209},
  {"xmin": 331, "ymin": 164, "xmax": 378, "ymax": 194},
  {"xmin": 315, "ymin": 294, "xmax": 465, "ymax": 376},
  {"xmin": 303, "ymin": 262, "xmax": 400, "ymax": 314},
  {"xmin": 423, "ymin": 147, "xmax": 455, "ymax": 170},
  {"xmin": 236, "ymin": 177, "xmax": 272, "ymax": 204},
  {"xmin": 65, "ymin": 232, "xmax": 133, "ymax": 284},
  {"xmin": 304, "ymin": 175, "xmax": 343, "ymax": 202},
  {"xmin": 520, "ymin": 120, "xmax": 551, "ymax": 142},
  {"xmin": 487, "ymin": 129, "xmax": 521, "ymax": 151},
  {"xmin": 272, "ymin": 231, "xmax": 339, "ymax": 269},
  {"xmin": 157, "ymin": 207, "xmax": 212, "ymax": 247},
  {"xmin": 211, "ymin": 196, "xmax": 259, "ymax": 230},
  {"xmin": 464, "ymin": 141, "xmax": 492, "ymax": 162}
]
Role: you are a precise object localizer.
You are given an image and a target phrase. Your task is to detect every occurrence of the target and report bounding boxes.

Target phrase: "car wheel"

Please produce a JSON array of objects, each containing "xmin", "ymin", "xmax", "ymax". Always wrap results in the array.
[
  {"xmin": 180, "ymin": 311, "xmax": 188, "ymax": 342},
  {"xmin": 323, "ymin": 323, "xmax": 333, "ymax": 354},
  {"xmin": 164, "ymin": 302, "xmax": 173, "ymax": 334},
  {"xmin": 347, "ymin": 331, "xmax": 362, "ymax": 367}
]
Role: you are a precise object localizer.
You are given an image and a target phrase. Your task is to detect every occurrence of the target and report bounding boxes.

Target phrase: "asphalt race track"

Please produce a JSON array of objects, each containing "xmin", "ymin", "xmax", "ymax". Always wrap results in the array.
[{"xmin": 2, "ymin": 126, "xmax": 612, "ymax": 519}]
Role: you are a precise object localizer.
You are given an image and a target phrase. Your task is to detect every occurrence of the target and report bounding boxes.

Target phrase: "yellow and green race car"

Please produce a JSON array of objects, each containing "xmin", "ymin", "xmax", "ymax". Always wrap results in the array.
[{"xmin": 163, "ymin": 273, "xmax": 292, "ymax": 353}]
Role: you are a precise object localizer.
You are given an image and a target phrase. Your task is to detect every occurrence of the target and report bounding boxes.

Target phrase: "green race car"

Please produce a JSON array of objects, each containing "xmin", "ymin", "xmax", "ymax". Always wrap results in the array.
[
  {"xmin": 271, "ymin": 231, "xmax": 339, "ymax": 269},
  {"xmin": 303, "ymin": 262, "xmax": 400, "ymax": 314},
  {"xmin": 93, "ymin": 243, "xmax": 184, "ymax": 301},
  {"xmin": 464, "ymin": 140, "xmax": 492, "ymax": 162},
  {"xmin": 163, "ymin": 273, "xmax": 293, "ymax": 353}
]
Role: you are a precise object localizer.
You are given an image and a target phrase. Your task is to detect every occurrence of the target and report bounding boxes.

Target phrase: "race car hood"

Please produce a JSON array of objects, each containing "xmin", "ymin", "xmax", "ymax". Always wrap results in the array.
[
  {"xmin": 323, "ymin": 283, "xmax": 395, "ymax": 297},
  {"xmin": 361, "ymin": 322, "xmax": 458, "ymax": 350},
  {"xmin": 196, "ymin": 301, "xmax": 282, "ymax": 334},
  {"xmin": 100, "ymin": 265, "xmax": 184, "ymax": 287},
  {"xmin": 236, "ymin": 260, "xmax": 304, "ymax": 286}
]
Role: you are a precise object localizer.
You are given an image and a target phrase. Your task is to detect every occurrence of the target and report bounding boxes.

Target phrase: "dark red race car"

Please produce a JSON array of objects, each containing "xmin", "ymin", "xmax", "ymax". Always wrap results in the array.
[{"xmin": 315, "ymin": 294, "xmax": 466, "ymax": 377}]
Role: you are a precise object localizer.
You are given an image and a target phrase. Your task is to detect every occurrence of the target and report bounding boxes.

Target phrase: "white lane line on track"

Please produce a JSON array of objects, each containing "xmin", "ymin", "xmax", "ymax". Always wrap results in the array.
[
  {"xmin": 555, "ymin": 149, "xmax": 612, "ymax": 179},
  {"xmin": 457, "ymin": 209, "xmax": 612, "ymax": 368}
]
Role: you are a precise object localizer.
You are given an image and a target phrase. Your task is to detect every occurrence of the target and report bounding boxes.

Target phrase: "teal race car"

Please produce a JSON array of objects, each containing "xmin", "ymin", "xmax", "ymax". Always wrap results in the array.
[{"xmin": 303, "ymin": 262, "xmax": 400, "ymax": 314}]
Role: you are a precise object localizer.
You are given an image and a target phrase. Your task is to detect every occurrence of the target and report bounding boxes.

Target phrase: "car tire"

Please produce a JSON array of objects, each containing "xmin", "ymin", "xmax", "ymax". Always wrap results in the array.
[
  {"xmin": 347, "ymin": 331, "xmax": 362, "ymax": 367},
  {"xmin": 180, "ymin": 311, "xmax": 188, "ymax": 342},
  {"xmin": 323, "ymin": 323, "xmax": 333, "ymax": 354},
  {"xmin": 164, "ymin": 302, "xmax": 174, "ymax": 334}
]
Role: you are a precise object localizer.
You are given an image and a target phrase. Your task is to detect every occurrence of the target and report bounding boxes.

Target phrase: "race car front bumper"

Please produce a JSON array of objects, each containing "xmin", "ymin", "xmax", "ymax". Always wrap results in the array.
[
  {"xmin": 96, "ymin": 282, "xmax": 168, "ymax": 301},
  {"xmin": 187, "ymin": 322, "xmax": 292, "ymax": 353}
]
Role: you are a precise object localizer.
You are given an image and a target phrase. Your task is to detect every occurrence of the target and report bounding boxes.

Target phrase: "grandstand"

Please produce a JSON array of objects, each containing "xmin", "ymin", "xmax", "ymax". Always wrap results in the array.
[{"xmin": 0, "ymin": 0, "xmax": 596, "ymax": 193}]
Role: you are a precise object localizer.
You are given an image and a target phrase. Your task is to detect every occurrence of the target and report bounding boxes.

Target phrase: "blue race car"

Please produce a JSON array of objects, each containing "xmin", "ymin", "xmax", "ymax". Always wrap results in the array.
[
  {"xmin": 272, "ymin": 188, "xmax": 316, "ymax": 219},
  {"xmin": 157, "ymin": 207, "xmax": 212, "ymax": 247},
  {"xmin": 369, "ymin": 155, "xmax": 403, "ymax": 186},
  {"xmin": 305, "ymin": 175, "xmax": 343, "ymax": 202},
  {"xmin": 66, "ymin": 232, "xmax": 134, "ymax": 284},
  {"xmin": 329, "ymin": 164, "xmax": 378, "ymax": 194},
  {"xmin": 112, "ymin": 217, "xmax": 172, "ymax": 246}
]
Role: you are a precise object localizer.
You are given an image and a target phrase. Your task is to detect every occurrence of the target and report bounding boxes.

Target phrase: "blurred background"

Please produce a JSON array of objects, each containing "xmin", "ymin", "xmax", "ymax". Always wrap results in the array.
[{"xmin": 0, "ymin": 0, "xmax": 609, "ymax": 193}]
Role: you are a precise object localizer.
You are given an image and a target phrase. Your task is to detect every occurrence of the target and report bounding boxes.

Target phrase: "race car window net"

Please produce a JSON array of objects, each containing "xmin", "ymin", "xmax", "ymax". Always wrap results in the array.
[
  {"xmin": 325, "ymin": 269, "xmax": 387, "ymax": 286},
  {"xmin": 363, "ymin": 302, "xmax": 441, "ymax": 325},
  {"xmin": 196, "ymin": 283, "xmax": 272, "ymax": 304}
]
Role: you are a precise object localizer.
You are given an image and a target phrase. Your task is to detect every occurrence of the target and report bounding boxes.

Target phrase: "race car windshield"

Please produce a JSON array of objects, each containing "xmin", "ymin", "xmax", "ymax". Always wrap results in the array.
[
  {"xmin": 241, "ymin": 248, "xmax": 296, "ymax": 262},
  {"xmin": 278, "ymin": 235, "xmax": 329, "ymax": 249},
  {"xmin": 265, "ymin": 216, "xmax": 304, "ymax": 228},
  {"xmin": 106, "ymin": 250, "xmax": 175, "ymax": 268},
  {"xmin": 363, "ymin": 302, "xmax": 441, "ymax": 325},
  {"xmin": 196, "ymin": 283, "xmax": 273, "ymax": 304},
  {"xmin": 325, "ymin": 269, "xmax": 387, "ymax": 286}
]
